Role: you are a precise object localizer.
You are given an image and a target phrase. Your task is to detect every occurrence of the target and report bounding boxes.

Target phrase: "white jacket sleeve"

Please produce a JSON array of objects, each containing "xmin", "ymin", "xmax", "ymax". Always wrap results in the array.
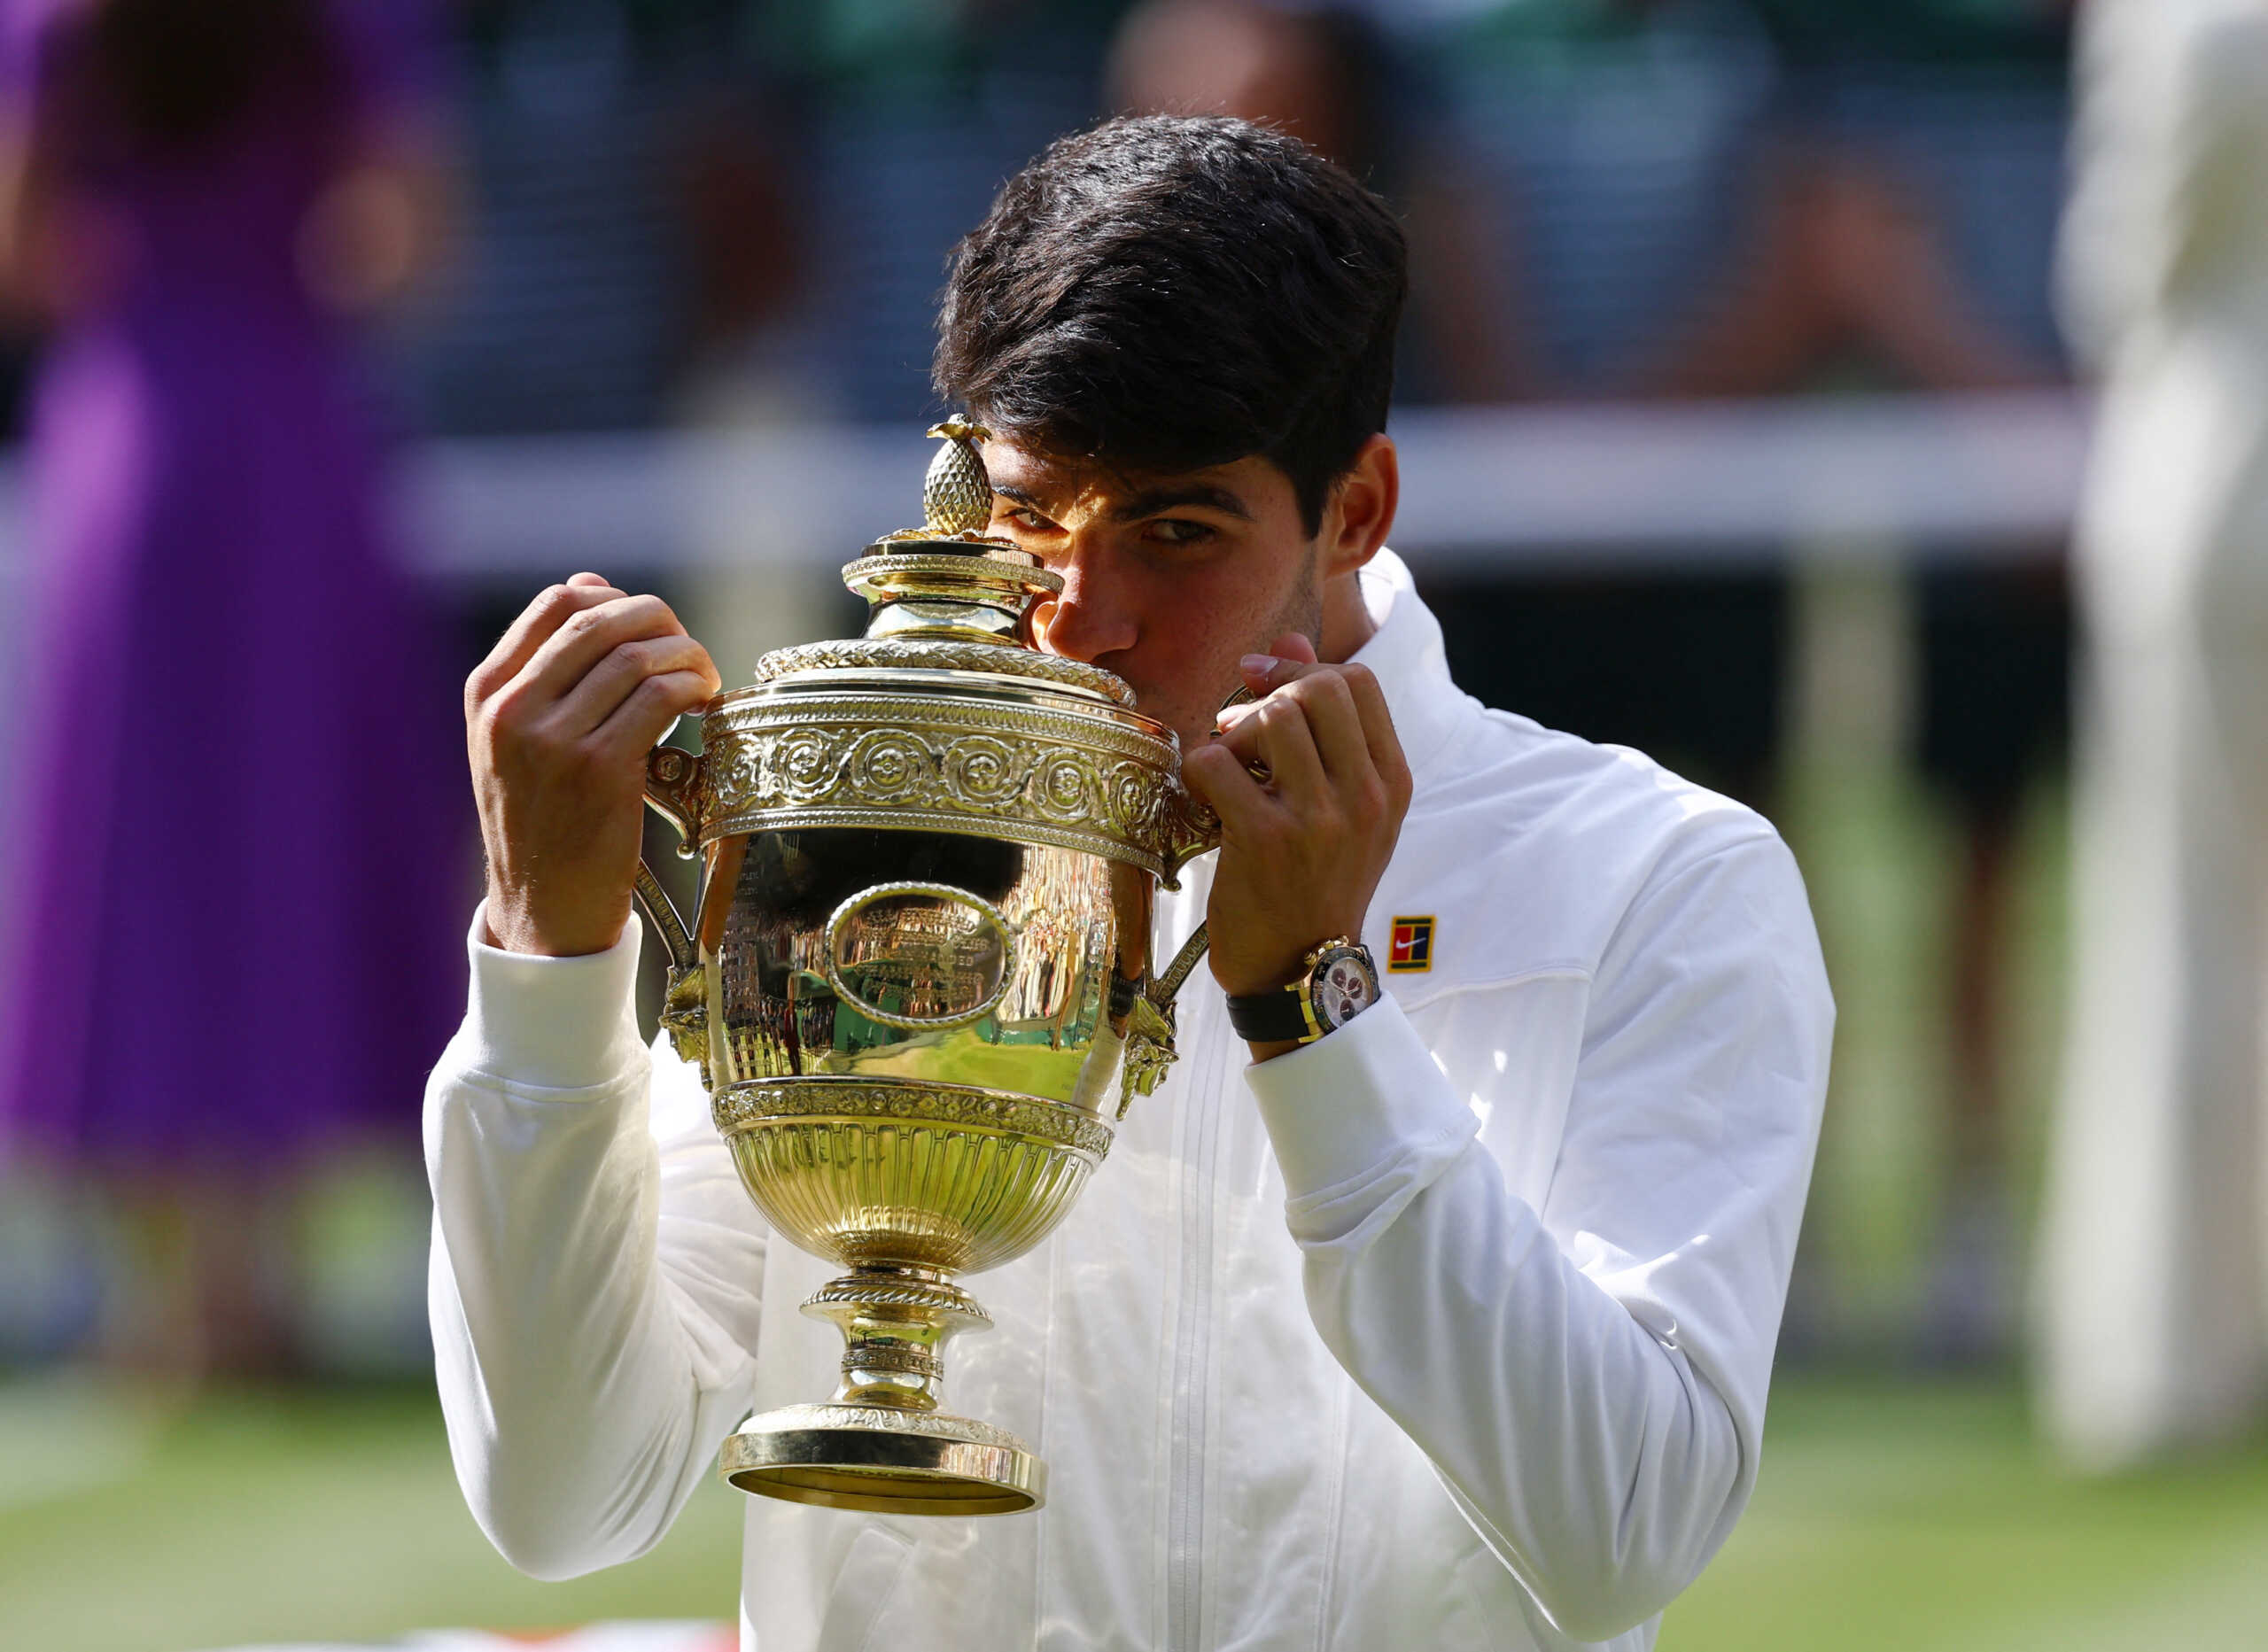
[
  {"xmin": 424, "ymin": 907, "xmax": 767, "ymax": 1579},
  {"xmin": 1246, "ymin": 832, "xmax": 1831, "ymax": 1643}
]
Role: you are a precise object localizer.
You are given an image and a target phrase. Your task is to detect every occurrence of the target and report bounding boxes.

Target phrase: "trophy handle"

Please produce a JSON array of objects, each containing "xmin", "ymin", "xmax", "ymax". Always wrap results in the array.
[
  {"xmin": 644, "ymin": 742, "xmax": 704, "ymax": 865},
  {"xmin": 1115, "ymin": 922, "xmax": 1214, "ymax": 1120},
  {"xmin": 640, "ymin": 741, "xmax": 710, "ymax": 1082},
  {"xmin": 1150, "ymin": 922, "xmax": 1212, "ymax": 1011},
  {"xmin": 631, "ymin": 860, "xmax": 697, "ymax": 980},
  {"xmin": 1157, "ymin": 781, "xmax": 1221, "ymax": 891}
]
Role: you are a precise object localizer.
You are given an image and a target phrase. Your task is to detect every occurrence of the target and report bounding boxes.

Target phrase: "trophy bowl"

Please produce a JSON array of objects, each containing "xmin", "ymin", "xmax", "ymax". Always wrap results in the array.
[{"xmin": 632, "ymin": 423, "xmax": 1213, "ymax": 1516}]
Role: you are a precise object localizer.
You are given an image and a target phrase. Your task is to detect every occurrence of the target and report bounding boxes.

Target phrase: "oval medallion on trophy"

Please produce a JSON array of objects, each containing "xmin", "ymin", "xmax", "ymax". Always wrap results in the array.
[{"xmin": 824, "ymin": 881, "xmax": 1016, "ymax": 1029}]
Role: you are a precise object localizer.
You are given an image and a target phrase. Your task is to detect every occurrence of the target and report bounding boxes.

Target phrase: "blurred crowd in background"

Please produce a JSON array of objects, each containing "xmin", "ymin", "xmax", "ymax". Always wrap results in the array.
[{"xmin": 4, "ymin": 0, "xmax": 2262, "ymax": 1494}]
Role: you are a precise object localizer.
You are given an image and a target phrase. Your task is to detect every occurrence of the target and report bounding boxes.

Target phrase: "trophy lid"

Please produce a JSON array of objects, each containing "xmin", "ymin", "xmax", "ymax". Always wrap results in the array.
[
  {"xmin": 656, "ymin": 423, "xmax": 1215, "ymax": 883},
  {"xmin": 743, "ymin": 419, "xmax": 1137, "ymax": 708}
]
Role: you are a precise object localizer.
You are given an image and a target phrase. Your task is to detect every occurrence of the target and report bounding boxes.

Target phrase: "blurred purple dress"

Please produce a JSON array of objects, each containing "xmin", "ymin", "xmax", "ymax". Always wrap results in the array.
[{"xmin": 0, "ymin": 0, "xmax": 466, "ymax": 1173}]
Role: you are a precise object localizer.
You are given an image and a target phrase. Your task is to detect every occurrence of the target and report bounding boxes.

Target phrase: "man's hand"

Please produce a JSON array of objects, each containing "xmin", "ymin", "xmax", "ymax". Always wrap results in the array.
[
  {"xmin": 466, "ymin": 572, "xmax": 721, "ymax": 957},
  {"xmin": 1181, "ymin": 633, "xmax": 1412, "ymax": 1021}
]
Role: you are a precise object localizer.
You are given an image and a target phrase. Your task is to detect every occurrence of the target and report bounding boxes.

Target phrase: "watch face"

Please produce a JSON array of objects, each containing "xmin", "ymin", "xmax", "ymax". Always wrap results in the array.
[{"xmin": 1313, "ymin": 949, "xmax": 1377, "ymax": 1030}]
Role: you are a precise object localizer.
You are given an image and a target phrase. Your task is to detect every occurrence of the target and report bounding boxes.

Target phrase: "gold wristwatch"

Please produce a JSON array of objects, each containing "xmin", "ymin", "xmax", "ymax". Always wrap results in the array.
[{"xmin": 1225, "ymin": 937, "xmax": 1380, "ymax": 1044}]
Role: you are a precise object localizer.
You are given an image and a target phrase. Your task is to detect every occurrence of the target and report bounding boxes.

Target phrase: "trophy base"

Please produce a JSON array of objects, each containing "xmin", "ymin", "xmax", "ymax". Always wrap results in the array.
[{"xmin": 719, "ymin": 1401, "xmax": 1045, "ymax": 1516}]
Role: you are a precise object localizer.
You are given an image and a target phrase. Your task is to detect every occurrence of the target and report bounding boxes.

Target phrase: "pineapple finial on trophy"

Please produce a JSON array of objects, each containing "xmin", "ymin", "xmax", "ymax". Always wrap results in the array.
[{"xmin": 922, "ymin": 415, "xmax": 994, "ymax": 534}]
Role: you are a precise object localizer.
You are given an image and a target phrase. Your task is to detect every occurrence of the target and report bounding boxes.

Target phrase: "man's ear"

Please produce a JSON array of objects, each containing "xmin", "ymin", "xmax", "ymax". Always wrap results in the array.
[{"xmin": 1322, "ymin": 434, "xmax": 1399, "ymax": 576}]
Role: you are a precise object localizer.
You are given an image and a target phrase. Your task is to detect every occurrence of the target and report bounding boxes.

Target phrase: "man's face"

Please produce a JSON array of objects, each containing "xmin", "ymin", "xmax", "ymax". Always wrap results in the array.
[{"xmin": 982, "ymin": 441, "xmax": 1324, "ymax": 750}]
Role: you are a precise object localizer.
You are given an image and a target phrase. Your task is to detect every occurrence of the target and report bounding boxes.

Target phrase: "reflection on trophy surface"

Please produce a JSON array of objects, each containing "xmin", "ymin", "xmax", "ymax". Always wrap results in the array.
[{"xmin": 631, "ymin": 421, "xmax": 1216, "ymax": 1516}]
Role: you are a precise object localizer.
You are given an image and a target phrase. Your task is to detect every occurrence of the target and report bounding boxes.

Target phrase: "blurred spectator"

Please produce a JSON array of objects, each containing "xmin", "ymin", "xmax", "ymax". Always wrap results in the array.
[
  {"xmin": 1107, "ymin": 0, "xmax": 1385, "ymax": 174},
  {"xmin": 392, "ymin": 0, "xmax": 749, "ymax": 434},
  {"xmin": 748, "ymin": 0, "xmax": 1134, "ymax": 423},
  {"xmin": 1106, "ymin": 0, "xmax": 1531, "ymax": 405},
  {"xmin": 0, "ymin": 0, "xmax": 465, "ymax": 1384},
  {"xmin": 1389, "ymin": 0, "xmax": 1791, "ymax": 815},
  {"xmin": 1713, "ymin": 0, "xmax": 2074, "ymax": 1366},
  {"xmin": 671, "ymin": 35, "xmax": 807, "ymax": 415},
  {"xmin": 1386, "ymin": 0, "xmax": 2072, "ymax": 1362},
  {"xmin": 1658, "ymin": 1, "xmax": 2070, "ymax": 396},
  {"xmin": 2039, "ymin": 0, "xmax": 2268, "ymax": 1467}
]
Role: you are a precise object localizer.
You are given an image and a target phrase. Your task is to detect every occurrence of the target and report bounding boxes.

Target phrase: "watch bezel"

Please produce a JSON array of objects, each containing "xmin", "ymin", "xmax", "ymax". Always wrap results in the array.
[{"xmin": 1300, "ymin": 939, "xmax": 1379, "ymax": 1039}]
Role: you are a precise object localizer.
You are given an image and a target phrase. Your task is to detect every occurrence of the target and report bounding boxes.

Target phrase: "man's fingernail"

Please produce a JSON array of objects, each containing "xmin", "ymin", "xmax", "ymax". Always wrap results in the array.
[{"xmin": 1240, "ymin": 654, "xmax": 1279, "ymax": 675}]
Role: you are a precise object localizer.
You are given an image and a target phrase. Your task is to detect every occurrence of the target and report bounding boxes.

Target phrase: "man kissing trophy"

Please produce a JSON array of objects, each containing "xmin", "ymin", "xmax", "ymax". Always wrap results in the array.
[{"xmin": 429, "ymin": 116, "xmax": 1832, "ymax": 1652}]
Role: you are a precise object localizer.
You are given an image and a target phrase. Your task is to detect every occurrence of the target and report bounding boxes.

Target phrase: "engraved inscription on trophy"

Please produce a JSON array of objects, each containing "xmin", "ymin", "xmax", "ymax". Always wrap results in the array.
[{"xmin": 825, "ymin": 881, "xmax": 1015, "ymax": 1029}]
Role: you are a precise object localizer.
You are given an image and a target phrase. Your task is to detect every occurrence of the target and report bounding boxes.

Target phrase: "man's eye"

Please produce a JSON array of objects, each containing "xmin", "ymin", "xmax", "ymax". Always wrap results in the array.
[
  {"xmin": 999, "ymin": 507, "xmax": 1057, "ymax": 533},
  {"xmin": 1146, "ymin": 519, "xmax": 1215, "ymax": 547}
]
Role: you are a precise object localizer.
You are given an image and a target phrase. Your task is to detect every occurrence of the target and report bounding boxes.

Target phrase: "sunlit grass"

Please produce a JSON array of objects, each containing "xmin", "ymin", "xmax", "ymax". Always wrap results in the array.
[
  {"xmin": 4, "ymin": 1375, "xmax": 2264, "ymax": 1651},
  {"xmin": 0, "ymin": 1380, "xmax": 743, "ymax": 1652},
  {"xmin": 1670, "ymin": 1379, "xmax": 2268, "ymax": 1652}
]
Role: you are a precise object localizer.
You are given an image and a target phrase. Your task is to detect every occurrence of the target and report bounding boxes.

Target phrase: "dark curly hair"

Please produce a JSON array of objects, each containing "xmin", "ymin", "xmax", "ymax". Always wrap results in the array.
[{"xmin": 935, "ymin": 115, "xmax": 1407, "ymax": 536}]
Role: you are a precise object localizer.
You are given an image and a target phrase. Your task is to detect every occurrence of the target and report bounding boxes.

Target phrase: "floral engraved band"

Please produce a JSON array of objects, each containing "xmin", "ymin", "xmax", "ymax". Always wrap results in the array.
[{"xmin": 673, "ymin": 690, "xmax": 1215, "ymax": 883}]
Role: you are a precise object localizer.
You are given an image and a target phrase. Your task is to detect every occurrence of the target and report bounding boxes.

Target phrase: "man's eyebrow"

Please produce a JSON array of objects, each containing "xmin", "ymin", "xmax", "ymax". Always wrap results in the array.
[
  {"xmin": 1109, "ymin": 484, "xmax": 1254, "ymax": 524},
  {"xmin": 991, "ymin": 479, "xmax": 1255, "ymax": 524}
]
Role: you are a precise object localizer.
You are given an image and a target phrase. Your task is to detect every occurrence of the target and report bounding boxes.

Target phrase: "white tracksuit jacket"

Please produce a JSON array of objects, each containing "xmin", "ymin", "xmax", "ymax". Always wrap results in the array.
[{"xmin": 426, "ymin": 550, "xmax": 1833, "ymax": 1652}]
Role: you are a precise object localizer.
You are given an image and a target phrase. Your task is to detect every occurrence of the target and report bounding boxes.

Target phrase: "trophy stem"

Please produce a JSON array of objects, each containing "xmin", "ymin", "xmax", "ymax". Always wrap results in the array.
[{"xmin": 804, "ymin": 1264, "xmax": 991, "ymax": 1412}]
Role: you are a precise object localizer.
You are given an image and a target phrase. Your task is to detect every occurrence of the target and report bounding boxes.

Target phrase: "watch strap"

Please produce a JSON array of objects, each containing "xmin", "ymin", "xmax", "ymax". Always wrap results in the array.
[{"xmin": 1225, "ymin": 980, "xmax": 1318, "ymax": 1044}]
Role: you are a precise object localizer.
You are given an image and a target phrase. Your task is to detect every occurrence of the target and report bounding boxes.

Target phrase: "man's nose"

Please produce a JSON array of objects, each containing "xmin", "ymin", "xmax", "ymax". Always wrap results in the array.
[{"xmin": 1033, "ymin": 542, "xmax": 1138, "ymax": 663}]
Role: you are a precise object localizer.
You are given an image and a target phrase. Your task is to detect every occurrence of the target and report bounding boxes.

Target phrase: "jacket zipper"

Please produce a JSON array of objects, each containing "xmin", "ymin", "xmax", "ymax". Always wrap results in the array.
[{"xmin": 1165, "ymin": 990, "xmax": 1229, "ymax": 1652}]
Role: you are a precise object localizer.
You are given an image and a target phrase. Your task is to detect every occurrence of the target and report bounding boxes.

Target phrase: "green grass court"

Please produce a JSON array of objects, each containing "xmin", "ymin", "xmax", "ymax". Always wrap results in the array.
[{"xmin": 4, "ymin": 1375, "xmax": 2266, "ymax": 1650}]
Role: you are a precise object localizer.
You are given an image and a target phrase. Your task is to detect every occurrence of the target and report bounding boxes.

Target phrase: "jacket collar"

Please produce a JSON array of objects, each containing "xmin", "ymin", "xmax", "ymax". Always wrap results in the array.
[{"xmin": 1346, "ymin": 547, "xmax": 1470, "ymax": 790}]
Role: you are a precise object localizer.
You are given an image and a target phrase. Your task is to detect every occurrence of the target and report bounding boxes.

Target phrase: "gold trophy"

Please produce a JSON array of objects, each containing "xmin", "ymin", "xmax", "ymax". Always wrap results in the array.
[{"xmin": 633, "ymin": 422, "xmax": 1216, "ymax": 1516}]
